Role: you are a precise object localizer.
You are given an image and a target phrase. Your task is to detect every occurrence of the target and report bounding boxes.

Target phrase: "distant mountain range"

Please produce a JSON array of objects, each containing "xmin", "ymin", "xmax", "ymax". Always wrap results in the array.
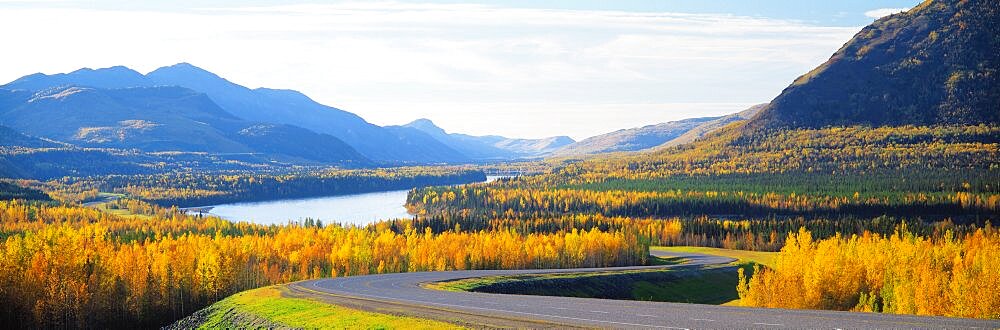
[
  {"xmin": 0, "ymin": 62, "xmax": 775, "ymax": 169},
  {"xmin": 750, "ymin": 0, "xmax": 999, "ymax": 129},
  {"xmin": 552, "ymin": 104, "xmax": 765, "ymax": 157},
  {"xmin": 1, "ymin": 64, "xmax": 472, "ymax": 164},
  {"xmin": 0, "ymin": 85, "xmax": 369, "ymax": 165},
  {"xmin": 395, "ymin": 119, "xmax": 574, "ymax": 159},
  {"xmin": 143, "ymin": 64, "xmax": 467, "ymax": 163},
  {"xmin": 0, "ymin": 63, "xmax": 595, "ymax": 166}
]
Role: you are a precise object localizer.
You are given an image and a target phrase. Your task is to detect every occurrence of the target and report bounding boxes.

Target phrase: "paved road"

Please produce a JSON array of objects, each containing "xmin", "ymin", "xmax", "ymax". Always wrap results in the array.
[
  {"xmin": 81, "ymin": 194, "xmax": 121, "ymax": 207},
  {"xmin": 291, "ymin": 251, "xmax": 1000, "ymax": 329}
]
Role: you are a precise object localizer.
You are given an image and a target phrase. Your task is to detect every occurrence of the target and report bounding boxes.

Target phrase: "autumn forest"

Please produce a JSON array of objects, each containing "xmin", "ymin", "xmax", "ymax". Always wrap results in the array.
[
  {"xmin": 1, "ymin": 121, "xmax": 997, "ymax": 327},
  {"xmin": 2, "ymin": 0, "xmax": 999, "ymax": 328}
]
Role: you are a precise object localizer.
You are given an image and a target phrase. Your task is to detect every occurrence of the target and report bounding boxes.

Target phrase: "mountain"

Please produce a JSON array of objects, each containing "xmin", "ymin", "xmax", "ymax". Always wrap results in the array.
[
  {"xmin": 750, "ymin": 0, "xmax": 999, "ymax": 129},
  {"xmin": 403, "ymin": 118, "xmax": 449, "ymax": 137},
  {"xmin": 398, "ymin": 119, "xmax": 512, "ymax": 159},
  {"xmin": 230, "ymin": 123, "xmax": 367, "ymax": 164},
  {"xmin": 0, "ymin": 86, "xmax": 369, "ymax": 165},
  {"xmin": 2, "ymin": 63, "xmax": 468, "ymax": 164},
  {"xmin": 145, "ymin": 63, "xmax": 465, "ymax": 163},
  {"xmin": 380, "ymin": 125, "xmax": 472, "ymax": 162},
  {"xmin": 398, "ymin": 118, "xmax": 575, "ymax": 159},
  {"xmin": 552, "ymin": 104, "xmax": 766, "ymax": 157},
  {"xmin": 495, "ymin": 136, "xmax": 575, "ymax": 156},
  {"xmin": 2, "ymin": 86, "xmax": 246, "ymax": 152},
  {"xmin": 4, "ymin": 66, "xmax": 149, "ymax": 90}
]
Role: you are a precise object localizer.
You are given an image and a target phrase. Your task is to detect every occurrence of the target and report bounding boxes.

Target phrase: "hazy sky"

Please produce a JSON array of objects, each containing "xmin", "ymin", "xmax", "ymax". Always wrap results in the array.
[{"xmin": 0, "ymin": 0, "xmax": 918, "ymax": 139}]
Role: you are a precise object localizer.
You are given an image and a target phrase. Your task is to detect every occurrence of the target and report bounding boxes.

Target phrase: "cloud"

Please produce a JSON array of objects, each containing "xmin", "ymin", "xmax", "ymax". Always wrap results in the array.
[
  {"xmin": 0, "ymin": 3, "xmax": 860, "ymax": 139},
  {"xmin": 864, "ymin": 7, "xmax": 910, "ymax": 19}
]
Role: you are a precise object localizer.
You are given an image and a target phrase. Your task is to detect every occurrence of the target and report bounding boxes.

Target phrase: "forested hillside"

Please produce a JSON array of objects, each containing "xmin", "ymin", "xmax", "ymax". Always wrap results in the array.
[
  {"xmin": 0, "ymin": 180, "xmax": 50, "ymax": 201},
  {"xmin": 751, "ymin": 0, "xmax": 999, "ymax": 128},
  {"xmin": 0, "ymin": 125, "xmax": 59, "ymax": 148},
  {"xmin": 409, "ymin": 125, "xmax": 998, "ymax": 245},
  {"xmin": 0, "ymin": 147, "xmax": 307, "ymax": 179}
]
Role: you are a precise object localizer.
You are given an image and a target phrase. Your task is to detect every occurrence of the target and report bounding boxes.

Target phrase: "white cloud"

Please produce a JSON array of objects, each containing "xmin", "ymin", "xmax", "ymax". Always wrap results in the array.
[
  {"xmin": 0, "ymin": 3, "xmax": 860, "ymax": 139},
  {"xmin": 864, "ymin": 7, "xmax": 910, "ymax": 19}
]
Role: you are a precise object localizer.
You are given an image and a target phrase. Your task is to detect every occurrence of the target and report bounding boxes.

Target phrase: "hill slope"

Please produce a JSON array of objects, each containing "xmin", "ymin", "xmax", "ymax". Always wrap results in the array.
[
  {"xmin": 0, "ymin": 125, "xmax": 60, "ymax": 148},
  {"xmin": 659, "ymin": 104, "xmax": 766, "ymax": 148},
  {"xmin": 751, "ymin": 0, "xmax": 999, "ymax": 129},
  {"xmin": 552, "ymin": 104, "xmax": 766, "ymax": 157},
  {"xmin": 553, "ymin": 117, "xmax": 718, "ymax": 156}
]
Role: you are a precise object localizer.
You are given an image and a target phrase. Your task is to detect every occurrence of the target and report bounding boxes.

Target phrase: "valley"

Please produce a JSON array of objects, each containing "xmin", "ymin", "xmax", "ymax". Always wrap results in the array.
[{"xmin": 0, "ymin": 0, "xmax": 998, "ymax": 329}]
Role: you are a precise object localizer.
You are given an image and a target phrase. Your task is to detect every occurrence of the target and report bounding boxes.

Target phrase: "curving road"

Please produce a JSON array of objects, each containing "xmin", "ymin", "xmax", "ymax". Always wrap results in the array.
[{"xmin": 290, "ymin": 251, "xmax": 1000, "ymax": 329}]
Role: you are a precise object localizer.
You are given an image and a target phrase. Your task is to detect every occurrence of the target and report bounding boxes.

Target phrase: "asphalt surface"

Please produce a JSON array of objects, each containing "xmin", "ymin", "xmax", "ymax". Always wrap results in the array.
[
  {"xmin": 292, "ymin": 251, "xmax": 1000, "ymax": 329},
  {"xmin": 81, "ymin": 194, "xmax": 121, "ymax": 207}
]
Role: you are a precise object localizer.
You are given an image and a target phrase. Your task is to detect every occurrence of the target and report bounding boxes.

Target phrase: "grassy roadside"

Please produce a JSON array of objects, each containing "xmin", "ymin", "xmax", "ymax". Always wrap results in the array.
[
  {"xmin": 169, "ymin": 285, "xmax": 464, "ymax": 329},
  {"xmin": 431, "ymin": 266, "xmax": 751, "ymax": 305},
  {"xmin": 85, "ymin": 193, "xmax": 152, "ymax": 218},
  {"xmin": 430, "ymin": 247, "xmax": 777, "ymax": 305},
  {"xmin": 429, "ymin": 268, "xmax": 678, "ymax": 292},
  {"xmin": 649, "ymin": 254, "xmax": 686, "ymax": 265},
  {"xmin": 652, "ymin": 246, "xmax": 777, "ymax": 267}
]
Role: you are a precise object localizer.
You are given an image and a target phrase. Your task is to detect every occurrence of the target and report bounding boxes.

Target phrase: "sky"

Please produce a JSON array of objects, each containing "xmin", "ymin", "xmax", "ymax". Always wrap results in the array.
[{"xmin": 0, "ymin": 0, "xmax": 919, "ymax": 140}]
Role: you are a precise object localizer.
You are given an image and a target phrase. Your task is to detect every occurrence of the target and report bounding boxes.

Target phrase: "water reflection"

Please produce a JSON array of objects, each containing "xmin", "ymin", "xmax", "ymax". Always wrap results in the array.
[{"xmin": 204, "ymin": 175, "xmax": 507, "ymax": 225}]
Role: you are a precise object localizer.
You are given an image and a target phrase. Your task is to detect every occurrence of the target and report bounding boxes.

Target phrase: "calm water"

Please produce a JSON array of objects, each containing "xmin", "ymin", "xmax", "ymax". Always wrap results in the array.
[{"xmin": 206, "ymin": 176, "xmax": 506, "ymax": 226}]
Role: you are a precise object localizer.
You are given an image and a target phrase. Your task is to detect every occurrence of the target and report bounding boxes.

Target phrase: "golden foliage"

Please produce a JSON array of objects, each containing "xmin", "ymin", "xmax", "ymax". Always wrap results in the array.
[
  {"xmin": 0, "ymin": 200, "xmax": 646, "ymax": 327},
  {"xmin": 737, "ymin": 227, "xmax": 1000, "ymax": 319}
]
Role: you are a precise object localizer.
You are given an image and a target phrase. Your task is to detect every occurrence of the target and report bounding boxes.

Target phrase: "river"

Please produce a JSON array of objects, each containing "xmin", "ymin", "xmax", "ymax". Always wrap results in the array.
[{"xmin": 203, "ymin": 175, "xmax": 506, "ymax": 226}]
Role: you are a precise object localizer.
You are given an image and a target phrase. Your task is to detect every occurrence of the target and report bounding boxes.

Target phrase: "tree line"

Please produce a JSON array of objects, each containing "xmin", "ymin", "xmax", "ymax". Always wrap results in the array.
[
  {"xmin": 30, "ymin": 166, "xmax": 487, "ymax": 207},
  {"xmin": 0, "ymin": 200, "xmax": 646, "ymax": 328},
  {"xmin": 410, "ymin": 184, "xmax": 997, "ymax": 220},
  {"xmin": 404, "ymin": 125, "xmax": 998, "ymax": 251}
]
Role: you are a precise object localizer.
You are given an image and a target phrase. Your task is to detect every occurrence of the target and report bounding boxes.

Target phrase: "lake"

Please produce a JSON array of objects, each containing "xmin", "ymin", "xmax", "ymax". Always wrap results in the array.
[{"xmin": 204, "ymin": 175, "xmax": 506, "ymax": 226}]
